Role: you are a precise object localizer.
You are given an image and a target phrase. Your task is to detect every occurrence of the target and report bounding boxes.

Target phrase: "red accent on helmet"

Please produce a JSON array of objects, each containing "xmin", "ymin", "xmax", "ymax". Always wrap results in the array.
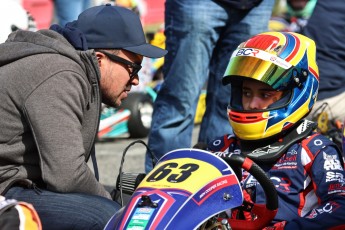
[
  {"xmin": 245, "ymin": 34, "xmax": 280, "ymax": 51},
  {"xmin": 229, "ymin": 111, "xmax": 266, "ymax": 124},
  {"xmin": 309, "ymin": 66, "xmax": 319, "ymax": 80},
  {"xmin": 285, "ymin": 33, "xmax": 301, "ymax": 62}
]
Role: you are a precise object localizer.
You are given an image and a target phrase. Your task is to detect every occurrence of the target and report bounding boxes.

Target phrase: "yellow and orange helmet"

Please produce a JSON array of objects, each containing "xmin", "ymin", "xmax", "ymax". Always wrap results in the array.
[{"xmin": 222, "ymin": 32, "xmax": 319, "ymax": 140}]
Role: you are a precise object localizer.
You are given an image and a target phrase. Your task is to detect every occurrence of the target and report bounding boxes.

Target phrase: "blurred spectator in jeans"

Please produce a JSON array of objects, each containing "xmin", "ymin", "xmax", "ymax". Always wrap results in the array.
[
  {"xmin": 303, "ymin": 0, "xmax": 345, "ymax": 121},
  {"xmin": 145, "ymin": 0, "xmax": 274, "ymax": 172},
  {"xmin": 54, "ymin": 0, "xmax": 91, "ymax": 26}
]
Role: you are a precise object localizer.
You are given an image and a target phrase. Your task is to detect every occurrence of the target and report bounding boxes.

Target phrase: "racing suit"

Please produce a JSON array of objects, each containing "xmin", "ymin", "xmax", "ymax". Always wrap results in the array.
[{"xmin": 206, "ymin": 133, "xmax": 345, "ymax": 229}]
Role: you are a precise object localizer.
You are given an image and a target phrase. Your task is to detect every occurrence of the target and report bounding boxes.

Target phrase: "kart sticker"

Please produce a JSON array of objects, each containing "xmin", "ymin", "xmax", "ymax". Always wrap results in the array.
[
  {"xmin": 127, "ymin": 207, "xmax": 155, "ymax": 230},
  {"xmin": 138, "ymin": 158, "xmax": 223, "ymax": 194}
]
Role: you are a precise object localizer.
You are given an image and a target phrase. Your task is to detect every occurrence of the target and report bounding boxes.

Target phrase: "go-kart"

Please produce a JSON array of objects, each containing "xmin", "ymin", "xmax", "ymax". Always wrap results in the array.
[{"xmin": 105, "ymin": 148, "xmax": 278, "ymax": 230}]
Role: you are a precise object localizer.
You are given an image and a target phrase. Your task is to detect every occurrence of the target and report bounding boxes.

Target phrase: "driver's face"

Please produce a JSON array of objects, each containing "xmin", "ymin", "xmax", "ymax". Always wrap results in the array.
[{"xmin": 242, "ymin": 80, "xmax": 284, "ymax": 110}]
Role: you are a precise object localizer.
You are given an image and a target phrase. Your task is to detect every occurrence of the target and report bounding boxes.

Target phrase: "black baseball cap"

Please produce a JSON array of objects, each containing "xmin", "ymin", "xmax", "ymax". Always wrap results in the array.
[{"xmin": 72, "ymin": 4, "xmax": 167, "ymax": 58}]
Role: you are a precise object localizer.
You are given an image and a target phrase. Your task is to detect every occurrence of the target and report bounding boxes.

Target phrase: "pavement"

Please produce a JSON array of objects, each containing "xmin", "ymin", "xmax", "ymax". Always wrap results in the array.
[{"xmin": 88, "ymin": 125, "xmax": 201, "ymax": 191}]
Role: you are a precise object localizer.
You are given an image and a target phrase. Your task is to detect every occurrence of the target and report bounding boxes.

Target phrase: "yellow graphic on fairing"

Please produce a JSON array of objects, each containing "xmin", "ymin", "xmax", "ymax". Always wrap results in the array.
[{"xmin": 138, "ymin": 158, "xmax": 223, "ymax": 194}]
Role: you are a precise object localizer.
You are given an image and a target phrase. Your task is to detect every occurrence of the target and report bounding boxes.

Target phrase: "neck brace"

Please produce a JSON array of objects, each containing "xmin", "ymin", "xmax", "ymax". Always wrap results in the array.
[{"xmin": 240, "ymin": 119, "xmax": 317, "ymax": 164}]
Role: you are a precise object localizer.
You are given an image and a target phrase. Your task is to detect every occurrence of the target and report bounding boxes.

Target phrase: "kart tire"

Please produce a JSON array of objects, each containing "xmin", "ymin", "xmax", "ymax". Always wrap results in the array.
[{"xmin": 120, "ymin": 92, "xmax": 154, "ymax": 138}]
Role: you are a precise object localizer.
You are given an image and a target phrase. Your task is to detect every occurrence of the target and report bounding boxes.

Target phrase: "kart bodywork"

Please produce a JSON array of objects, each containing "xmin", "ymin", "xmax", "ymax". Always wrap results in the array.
[{"xmin": 105, "ymin": 148, "xmax": 278, "ymax": 230}]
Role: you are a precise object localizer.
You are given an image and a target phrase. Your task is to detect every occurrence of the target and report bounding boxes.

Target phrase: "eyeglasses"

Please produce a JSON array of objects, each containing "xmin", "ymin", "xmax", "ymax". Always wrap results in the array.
[{"xmin": 97, "ymin": 50, "xmax": 142, "ymax": 80}]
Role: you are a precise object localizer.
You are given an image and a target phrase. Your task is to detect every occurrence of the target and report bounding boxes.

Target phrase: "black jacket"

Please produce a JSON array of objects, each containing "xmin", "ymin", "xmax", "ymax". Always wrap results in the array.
[{"xmin": 303, "ymin": 0, "xmax": 345, "ymax": 100}]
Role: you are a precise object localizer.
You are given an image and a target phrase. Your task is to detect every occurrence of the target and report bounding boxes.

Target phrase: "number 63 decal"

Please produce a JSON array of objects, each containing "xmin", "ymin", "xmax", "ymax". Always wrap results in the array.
[{"xmin": 146, "ymin": 162, "xmax": 199, "ymax": 183}]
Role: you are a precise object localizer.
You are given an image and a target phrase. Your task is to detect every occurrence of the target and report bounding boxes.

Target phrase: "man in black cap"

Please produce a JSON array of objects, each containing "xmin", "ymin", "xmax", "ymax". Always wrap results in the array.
[{"xmin": 0, "ymin": 4, "xmax": 166, "ymax": 229}]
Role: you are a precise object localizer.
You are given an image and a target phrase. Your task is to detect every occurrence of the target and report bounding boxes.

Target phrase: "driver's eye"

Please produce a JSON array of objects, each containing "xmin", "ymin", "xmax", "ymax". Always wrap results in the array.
[
  {"xmin": 242, "ymin": 90, "xmax": 252, "ymax": 98},
  {"xmin": 262, "ymin": 93, "xmax": 272, "ymax": 99}
]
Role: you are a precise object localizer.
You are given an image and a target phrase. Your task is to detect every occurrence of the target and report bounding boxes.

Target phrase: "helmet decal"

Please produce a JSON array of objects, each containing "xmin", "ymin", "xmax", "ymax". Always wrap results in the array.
[
  {"xmin": 281, "ymin": 33, "xmax": 301, "ymax": 61},
  {"xmin": 243, "ymin": 34, "xmax": 280, "ymax": 51},
  {"xmin": 309, "ymin": 66, "xmax": 319, "ymax": 81}
]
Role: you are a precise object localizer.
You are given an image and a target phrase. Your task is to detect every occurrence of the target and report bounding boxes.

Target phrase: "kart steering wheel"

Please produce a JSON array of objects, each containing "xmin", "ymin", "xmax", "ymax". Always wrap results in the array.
[{"xmin": 221, "ymin": 154, "xmax": 278, "ymax": 230}]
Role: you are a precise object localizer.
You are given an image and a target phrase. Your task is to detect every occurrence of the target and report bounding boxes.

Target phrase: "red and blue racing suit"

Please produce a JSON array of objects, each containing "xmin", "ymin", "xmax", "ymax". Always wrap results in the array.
[{"xmin": 206, "ymin": 133, "xmax": 345, "ymax": 229}]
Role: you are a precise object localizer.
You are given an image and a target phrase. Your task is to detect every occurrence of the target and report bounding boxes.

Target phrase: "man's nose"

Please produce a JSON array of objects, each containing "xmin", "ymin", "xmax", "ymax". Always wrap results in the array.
[
  {"xmin": 130, "ymin": 75, "xmax": 139, "ymax": 86},
  {"xmin": 126, "ymin": 76, "xmax": 139, "ymax": 91}
]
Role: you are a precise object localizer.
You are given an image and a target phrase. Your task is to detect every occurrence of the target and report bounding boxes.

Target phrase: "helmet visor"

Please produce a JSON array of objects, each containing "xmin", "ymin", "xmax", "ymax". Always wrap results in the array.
[{"xmin": 222, "ymin": 48, "xmax": 303, "ymax": 91}]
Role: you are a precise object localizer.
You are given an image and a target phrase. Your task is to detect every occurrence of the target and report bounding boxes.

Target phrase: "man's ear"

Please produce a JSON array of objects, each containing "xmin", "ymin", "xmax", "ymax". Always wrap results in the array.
[{"xmin": 95, "ymin": 52, "xmax": 104, "ymax": 66}]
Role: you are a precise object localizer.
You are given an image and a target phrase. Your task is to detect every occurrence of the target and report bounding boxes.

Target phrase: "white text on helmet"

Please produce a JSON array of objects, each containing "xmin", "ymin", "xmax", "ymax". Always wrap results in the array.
[{"xmin": 233, "ymin": 48, "xmax": 292, "ymax": 69}]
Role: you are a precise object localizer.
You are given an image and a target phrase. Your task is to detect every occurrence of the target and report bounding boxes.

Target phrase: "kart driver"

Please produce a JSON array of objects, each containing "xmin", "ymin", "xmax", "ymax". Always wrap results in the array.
[{"xmin": 205, "ymin": 32, "xmax": 345, "ymax": 229}]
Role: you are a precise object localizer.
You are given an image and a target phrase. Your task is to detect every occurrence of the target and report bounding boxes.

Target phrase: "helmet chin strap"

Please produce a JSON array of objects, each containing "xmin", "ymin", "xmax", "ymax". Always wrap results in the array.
[{"xmin": 239, "ymin": 119, "xmax": 317, "ymax": 164}]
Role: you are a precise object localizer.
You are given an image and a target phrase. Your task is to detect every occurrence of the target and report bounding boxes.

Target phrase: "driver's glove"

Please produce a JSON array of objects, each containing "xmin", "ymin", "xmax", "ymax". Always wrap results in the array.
[
  {"xmin": 231, "ymin": 189, "xmax": 254, "ymax": 220},
  {"xmin": 262, "ymin": 221, "xmax": 287, "ymax": 230}
]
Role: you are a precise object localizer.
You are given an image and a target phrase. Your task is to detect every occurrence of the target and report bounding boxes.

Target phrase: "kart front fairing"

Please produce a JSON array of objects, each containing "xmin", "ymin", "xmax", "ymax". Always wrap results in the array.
[{"xmin": 105, "ymin": 149, "xmax": 243, "ymax": 230}]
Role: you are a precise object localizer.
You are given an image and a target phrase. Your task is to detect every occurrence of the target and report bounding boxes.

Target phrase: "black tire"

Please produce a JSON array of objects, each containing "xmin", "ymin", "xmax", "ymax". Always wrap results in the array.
[{"xmin": 120, "ymin": 92, "xmax": 154, "ymax": 138}]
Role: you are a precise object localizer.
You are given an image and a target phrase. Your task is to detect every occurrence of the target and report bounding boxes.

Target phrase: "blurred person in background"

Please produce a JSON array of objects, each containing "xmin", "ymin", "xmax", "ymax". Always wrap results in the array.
[
  {"xmin": 54, "ymin": 0, "xmax": 92, "ymax": 26},
  {"xmin": 285, "ymin": 0, "xmax": 316, "ymax": 32},
  {"xmin": 302, "ymin": 0, "xmax": 345, "ymax": 148},
  {"xmin": 269, "ymin": 0, "xmax": 317, "ymax": 33}
]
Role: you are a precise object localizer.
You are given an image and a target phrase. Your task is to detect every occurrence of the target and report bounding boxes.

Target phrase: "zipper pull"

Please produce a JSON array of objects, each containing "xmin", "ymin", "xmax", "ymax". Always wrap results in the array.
[{"xmin": 31, "ymin": 183, "xmax": 42, "ymax": 195}]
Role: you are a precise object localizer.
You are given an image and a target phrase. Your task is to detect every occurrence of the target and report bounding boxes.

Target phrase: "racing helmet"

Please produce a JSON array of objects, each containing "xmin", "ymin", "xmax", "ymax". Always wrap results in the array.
[{"xmin": 222, "ymin": 32, "xmax": 319, "ymax": 141}]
